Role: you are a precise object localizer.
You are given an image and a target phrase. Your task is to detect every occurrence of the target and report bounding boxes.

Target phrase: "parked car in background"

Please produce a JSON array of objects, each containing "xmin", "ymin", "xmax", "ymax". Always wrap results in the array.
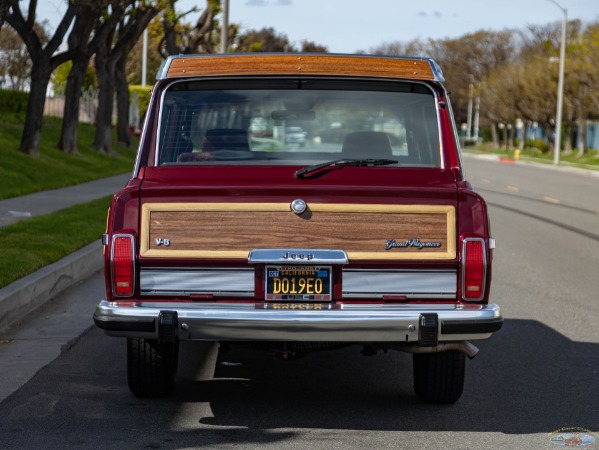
[
  {"xmin": 284, "ymin": 126, "xmax": 306, "ymax": 146},
  {"xmin": 94, "ymin": 53, "xmax": 502, "ymax": 404}
]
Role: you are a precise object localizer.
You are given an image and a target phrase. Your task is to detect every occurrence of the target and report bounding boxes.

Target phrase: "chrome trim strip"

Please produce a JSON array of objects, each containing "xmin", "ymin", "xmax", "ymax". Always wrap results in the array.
[
  {"xmin": 461, "ymin": 237, "xmax": 487, "ymax": 302},
  {"xmin": 95, "ymin": 300, "xmax": 502, "ymax": 342},
  {"xmin": 342, "ymin": 269, "xmax": 456, "ymax": 298},
  {"xmin": 133, "ymin": 85, "xmax": 158, "ymax": 178},
  {"xmin": 428, "ymin": 59, "xmax": 445, "ymax": 83},
  {"xmin": 342, "ymin": 293, "xmax": 456, "ymax": 300},
  {"xmin": 156, "ymin": 56, "xmax": 174, "ymax": 81},
  {"xmin": 446, "ymin": 95, "xmax": 464, "ymax": 175},
  {"xmin": 140, "ymin": 268, "xmax": 254, "ymax": 296},
  {"xmin": 248, "ymin": 249, "xmax": 349, "ymax": 265},
  {"xmin": 154, "ymin": 80, "xmax": 172, "ymax": 167},
  {"xmin": 432, "ymin": 87, "xmax": 445, "ymax": 170}
]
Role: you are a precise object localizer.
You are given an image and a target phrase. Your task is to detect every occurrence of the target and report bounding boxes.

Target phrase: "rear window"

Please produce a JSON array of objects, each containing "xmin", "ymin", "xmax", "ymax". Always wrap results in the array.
[{"xmin": 157, "ymin": 79, "xmax": 441, "ymax": 167}]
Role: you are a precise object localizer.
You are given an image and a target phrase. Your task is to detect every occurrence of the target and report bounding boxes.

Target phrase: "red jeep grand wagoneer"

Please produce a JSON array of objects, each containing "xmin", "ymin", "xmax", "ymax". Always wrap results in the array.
[{"xmin": 94, "ymin": 54, "xmax": 502, "ymax": 403}]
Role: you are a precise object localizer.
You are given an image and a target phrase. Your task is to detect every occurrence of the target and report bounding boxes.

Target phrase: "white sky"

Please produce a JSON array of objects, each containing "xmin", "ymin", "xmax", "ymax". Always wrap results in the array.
[{"xmin": 37, "ymin": 0, "xmax": 599, "ymax": 54}]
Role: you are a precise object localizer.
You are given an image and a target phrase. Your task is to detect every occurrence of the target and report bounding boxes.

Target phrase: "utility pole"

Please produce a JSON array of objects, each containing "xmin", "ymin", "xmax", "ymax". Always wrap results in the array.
[
  {"xmin": 473, "ymin": 87, "xmax": 480, "ymax": 143},
  {"xmin": 466, "ymin": 83, "xmax": 473, "ymax": 141},
  {"xmin": 220, "ymin": 0, "xmax": 229, "ymax": 53},
  {"xmin": 548, "ymin": 0, "xmax": 567, "ymax": 165}
]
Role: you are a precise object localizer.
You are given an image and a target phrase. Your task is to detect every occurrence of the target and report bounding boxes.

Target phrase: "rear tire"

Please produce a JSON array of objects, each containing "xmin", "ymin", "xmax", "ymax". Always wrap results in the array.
[
  {"xmin": 127, "ymin": 338, "xmax": 178, "ymax": 398},
  {"xmin": 413, "ymin": 350, "xmax": 465, "ymax": 404}
]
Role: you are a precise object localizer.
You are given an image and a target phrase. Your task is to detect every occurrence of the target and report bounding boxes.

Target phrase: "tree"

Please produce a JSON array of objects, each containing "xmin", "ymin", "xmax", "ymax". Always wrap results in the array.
[
  {"xmin": 94, "ymin": 1, "xmax": 165, "ymax": 152},
  {"xmin": 564, "ymin": 22, "xmax": 599, "ymax": 156},
  {"xmin": 369, "ymin": 31, "xmax": 517, "ymax": 127},
  {"xmin": 52, "ymin": 62, "xmax": 96, "ymax": 96},
  {"xmin": 235, "ymin": 27, "xmax": 293, "ymax": 53},
  {"xmin": 482, "ymin": 60, "xmax": 547, "ymax": 149},
  {"xmin": 298, "ymin": 39, "xmax": 327, "ymax": 53},
  {"xmin": 1, "ymin": 0, "xmax": 77, "ymax": 155},
  {"xmin": 126, "ymin": 17, "xmax": 164, "ymax": 85},
  {"xmin": 159, "ymin": 0, "xmax": 221, "ymax": 56},
  {"xmin": 426, "ymin": 30, "xmax": 517, "ymax": 125},
  {"xmin": 517, "ymin": 20, "xmax": 589, "ymax": 154},
  {"xmin": 0, "ymin": 23, "xmax": 45, "ymax": 90},
  {"xmin": 369, "ymin": 39, "xmax": 427, "ymax": 58},
  {"xmin": 58, "ymin": 0, "xmax": 119, "ymax": 154}
]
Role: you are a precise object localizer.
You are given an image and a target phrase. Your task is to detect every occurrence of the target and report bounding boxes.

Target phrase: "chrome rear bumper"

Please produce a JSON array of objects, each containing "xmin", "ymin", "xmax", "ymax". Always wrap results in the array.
[{"xmin": 94, "ymin": 300, "xmax": 503, "ymax": 343}]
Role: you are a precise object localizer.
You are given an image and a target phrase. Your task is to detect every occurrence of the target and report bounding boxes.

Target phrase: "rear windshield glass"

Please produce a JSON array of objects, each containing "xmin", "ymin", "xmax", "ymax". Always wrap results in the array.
[{"xmin": 157, "ymin": 79, "xmax": 441, "ymax": 167}]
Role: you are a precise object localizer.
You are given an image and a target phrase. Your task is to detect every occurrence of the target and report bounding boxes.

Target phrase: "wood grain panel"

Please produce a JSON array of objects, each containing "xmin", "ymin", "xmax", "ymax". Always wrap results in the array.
[
  {"xmin": 165, "ymin": 54, "xmax": 436, "ymax": 81},
  {"xmin": 140, "ymin": 203, "xmax": 456, "ymax": 260}
]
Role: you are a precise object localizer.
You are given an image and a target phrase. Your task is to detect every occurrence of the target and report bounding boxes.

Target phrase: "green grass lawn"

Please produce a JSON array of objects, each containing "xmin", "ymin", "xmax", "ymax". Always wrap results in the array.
[
  {"xmin": 0, "ymin": 115, "xmax": 136, "ymax": 288},
  {"xmin": 0, "ymin": 115, "xmax": 137, "ymax": 200},
  {"xmin": 0, "ymin": 196, "xmax": 111, "ymax": 288},
  {"xmin": 467, "ymin": 145, "xmax": 599, "ymax": 170}
]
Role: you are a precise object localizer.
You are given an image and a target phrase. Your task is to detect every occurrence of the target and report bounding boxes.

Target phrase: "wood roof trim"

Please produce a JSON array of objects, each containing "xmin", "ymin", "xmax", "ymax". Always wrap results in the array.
[{"xmin": 161, "ymin": 54, "xmax": 440, "ymax": 81}]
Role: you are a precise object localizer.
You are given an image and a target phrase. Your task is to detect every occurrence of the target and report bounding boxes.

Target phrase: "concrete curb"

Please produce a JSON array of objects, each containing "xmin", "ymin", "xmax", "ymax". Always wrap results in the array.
[{"xmin": 0, "ymin": 241, "xmax": 103, "ymax": 331}]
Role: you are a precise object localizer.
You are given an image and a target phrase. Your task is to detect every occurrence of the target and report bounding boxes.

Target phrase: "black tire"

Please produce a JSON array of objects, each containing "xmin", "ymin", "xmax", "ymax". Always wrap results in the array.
[
  {"xmin": 413, "ymin": 350, "xmax": 465, "ymax": 404},
  {"xmin": 127, "ymin": 337, "xmax": 178, "ymax": 398}
]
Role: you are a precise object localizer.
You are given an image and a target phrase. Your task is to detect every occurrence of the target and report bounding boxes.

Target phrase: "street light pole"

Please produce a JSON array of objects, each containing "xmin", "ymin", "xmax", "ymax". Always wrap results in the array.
[
  {"xmin": 142, "ymin": 29, "xmax": 148, "ymax": 88},
  {"xmin": 548, "ymin": 0, "xmax": 567, "ymax": 165}
]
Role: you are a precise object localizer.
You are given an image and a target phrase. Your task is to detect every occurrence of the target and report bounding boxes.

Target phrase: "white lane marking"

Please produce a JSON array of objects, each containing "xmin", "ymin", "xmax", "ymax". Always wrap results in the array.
[
  {"xmin": 543, "ymin": 196, "xmax": 560, "ymax": 204},
  {"xmin": 506, "ymin": 185, "xmax": 519, "ymax": 192}
]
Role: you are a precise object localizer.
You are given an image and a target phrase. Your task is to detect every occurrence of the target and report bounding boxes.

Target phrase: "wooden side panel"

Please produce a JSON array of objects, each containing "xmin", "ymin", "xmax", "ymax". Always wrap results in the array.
[
  {"xmin": 166, "ymin": 55, "xmax": 435, "ymax": 80},
  {"xmin": 141, "ymin": 203, "xmax": 456, "ymax": 260}
]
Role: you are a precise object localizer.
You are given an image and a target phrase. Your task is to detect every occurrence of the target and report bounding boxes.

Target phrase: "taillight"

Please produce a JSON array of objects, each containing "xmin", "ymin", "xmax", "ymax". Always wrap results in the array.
[
  {"xmin": 462, "ymin": 238, "xmax": 486, "ymax": 301},
  {"xmin": 111, "ymin": 234, "xmax": 135, "ymax": 297}
]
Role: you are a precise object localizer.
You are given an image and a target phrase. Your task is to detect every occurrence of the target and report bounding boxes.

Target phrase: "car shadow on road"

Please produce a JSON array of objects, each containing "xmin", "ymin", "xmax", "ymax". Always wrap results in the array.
[
  {"xmin": 183, "ymin": 318, "xmax": 597, "ymax": 434},
  {"xmin": 0, "ymin": 320, "xmax": 597, "ymax": 449}
]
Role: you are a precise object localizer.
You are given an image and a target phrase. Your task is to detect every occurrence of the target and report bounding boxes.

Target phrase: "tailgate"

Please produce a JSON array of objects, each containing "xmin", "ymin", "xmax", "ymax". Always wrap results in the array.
[{"xmin": 137, "ymin": 167, "xmax": 458, "ymax": 301}]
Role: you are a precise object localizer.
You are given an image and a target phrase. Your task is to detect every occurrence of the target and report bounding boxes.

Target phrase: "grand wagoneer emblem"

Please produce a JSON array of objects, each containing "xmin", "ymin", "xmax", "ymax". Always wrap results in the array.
[{"xmin": 385, "ymin": 239, "xmax": 442, "ymax": 250}]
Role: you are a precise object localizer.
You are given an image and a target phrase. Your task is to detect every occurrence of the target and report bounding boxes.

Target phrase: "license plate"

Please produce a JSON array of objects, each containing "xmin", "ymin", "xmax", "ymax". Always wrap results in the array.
[{"xmin": 265, "ymin": 266, "xmax": 332, "ymax": 301}]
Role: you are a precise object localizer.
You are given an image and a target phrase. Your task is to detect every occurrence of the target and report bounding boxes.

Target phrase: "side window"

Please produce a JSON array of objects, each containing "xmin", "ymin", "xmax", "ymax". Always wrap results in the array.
[
  {"xmin": 404, "ymin": 102, "xmax": 440, "ymax": 166},
  {"xmin": 158, "ymin": 105, "xmax": 194, "ymax": 164}
]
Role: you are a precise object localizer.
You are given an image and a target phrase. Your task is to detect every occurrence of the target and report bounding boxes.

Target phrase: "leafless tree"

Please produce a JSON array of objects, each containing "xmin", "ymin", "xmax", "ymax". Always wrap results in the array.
[
  {"xmin": 159, "ymin": 0, "xmax": 220, "ymax": 56},
  {"xmin": 1, "ymin": 0, "xmax": 77, "ymax": 155}
]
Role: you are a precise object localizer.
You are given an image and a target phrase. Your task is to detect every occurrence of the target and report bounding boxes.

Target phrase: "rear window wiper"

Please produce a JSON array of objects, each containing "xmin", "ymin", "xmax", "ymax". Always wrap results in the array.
[{"xmin": 294, "ymin": 158, "xmax": 398, "ymax": 179}]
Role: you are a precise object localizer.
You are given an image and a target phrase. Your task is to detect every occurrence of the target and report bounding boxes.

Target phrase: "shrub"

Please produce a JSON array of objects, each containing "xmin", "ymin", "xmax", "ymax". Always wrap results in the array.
[
  {"xmin": 0, "ymin": 89, "xmax": 28, "ymax": 114},
  {"xmin": 129, "ymin": 85, "xmax": 152, "ymax": 121},
  {"xmin": 52, "ymin": 62, "xmax": 97, "ymax": 96},
  {"xmin": 533, "ymin": 138, "xmax": 549, "ymax": 153}
]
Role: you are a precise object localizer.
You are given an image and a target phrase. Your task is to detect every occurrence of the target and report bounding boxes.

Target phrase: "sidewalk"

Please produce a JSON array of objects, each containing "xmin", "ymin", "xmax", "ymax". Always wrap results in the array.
[
  {"xmin": 0, "ymin": 173, "xmax": 131, "ymax": 227},
  {"xmin": 0, "ymin": 173, "xmax": 131, "ymax": 331}
]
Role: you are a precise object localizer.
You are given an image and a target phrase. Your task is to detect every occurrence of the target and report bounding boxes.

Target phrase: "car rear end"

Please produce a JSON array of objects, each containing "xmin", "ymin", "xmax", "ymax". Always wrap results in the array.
[{"xmin": 94, "ymin": 54, "xmax": 502, "ymax": 403}]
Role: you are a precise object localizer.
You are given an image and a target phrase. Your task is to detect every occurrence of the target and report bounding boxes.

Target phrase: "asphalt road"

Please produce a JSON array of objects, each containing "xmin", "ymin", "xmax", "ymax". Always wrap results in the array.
[{"xmin": 0, "ymin": 157, "xmax": 598, "ymax": 449}]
